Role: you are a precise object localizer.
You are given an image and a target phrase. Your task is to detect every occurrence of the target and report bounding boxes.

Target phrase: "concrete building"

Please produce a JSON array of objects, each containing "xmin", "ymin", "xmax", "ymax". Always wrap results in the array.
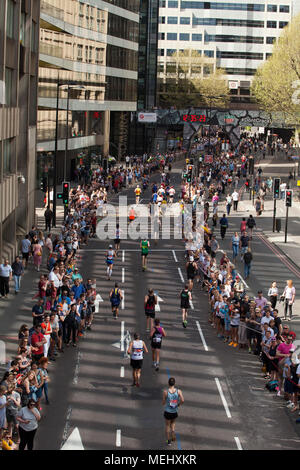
[
  {"xmin": 37, "ymin": 0, "xmax": 139, "ymax": 181},
  {"xmin": 157, "ymin": 0, "xmax": 294, "ymax": 105},
  {"xmin": 0, "ymin": 0, "xmax": 40, "ymax": 260}
]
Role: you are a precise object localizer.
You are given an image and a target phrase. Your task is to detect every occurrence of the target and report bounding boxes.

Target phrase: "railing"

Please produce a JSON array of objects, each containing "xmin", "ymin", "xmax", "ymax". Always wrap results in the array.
[{"xmin": 39, "ymin": 42, "xmax": 64, "ymax": 59}]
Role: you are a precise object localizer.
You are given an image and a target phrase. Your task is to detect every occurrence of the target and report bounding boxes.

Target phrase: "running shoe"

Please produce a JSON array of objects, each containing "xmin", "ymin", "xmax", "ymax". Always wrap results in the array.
[
  {"xmin": 156, "ymin": 364, "xmax": 159, "ymax": 371},
  {"xmin": 167, "ymin": 440, "xmax": 172, "ymax": 446},
  {"xmin": 233, "ymin": 342, "xmax": 238, "ymax": 348},
  {"xmin": 183, "ymin": 321, "xmax": 187, "ymax": 328}
]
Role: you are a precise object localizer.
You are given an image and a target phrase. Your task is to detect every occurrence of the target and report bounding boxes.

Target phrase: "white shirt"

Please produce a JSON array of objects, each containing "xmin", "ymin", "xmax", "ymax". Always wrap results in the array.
[
  {"xmin": 232, "ymin": 191, "xmax": 239, "ymax": 201},
  {"xmin": 48, "ymin": 271, "xmax": 60, "ymax": 288},
  {"xmin": 283, "ymin": 286, "xmax": 295, "ymax": 301}
]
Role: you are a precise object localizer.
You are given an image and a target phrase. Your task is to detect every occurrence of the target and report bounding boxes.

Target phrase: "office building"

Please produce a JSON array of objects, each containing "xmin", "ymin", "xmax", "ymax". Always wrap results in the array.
[
  {"xmin": 129, "ymin": 0, "xmax": 159, "ymax": 154},
  {"xmin": 0, "ymin": 0, "xmax": 40, "ymax": 260},
  {"xmin": 157, "ymin": 0, "xmax": 293, "ymax": 105},
  {"xmin": 37, "ymin": 0, "xmax": 139, "ymax": 180}
]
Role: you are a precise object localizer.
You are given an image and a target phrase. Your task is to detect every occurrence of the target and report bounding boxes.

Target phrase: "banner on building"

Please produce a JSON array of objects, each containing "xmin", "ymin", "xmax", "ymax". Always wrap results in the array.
[{"xmin": 138, "ymin": 113, "xmax": 157, "ymax": 123}]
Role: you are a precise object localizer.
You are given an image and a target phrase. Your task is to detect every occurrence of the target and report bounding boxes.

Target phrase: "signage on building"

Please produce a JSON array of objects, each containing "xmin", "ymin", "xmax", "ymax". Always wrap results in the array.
[
  {"xmin": 138, "ymin": 112, "xmax": 157, "ymax": 123},
  {"xmin": 224, "ymin": 115, "xmax": 234, "ymax": 124},
  {"xmin": 182, "ymin": 114, "xmax": 206, "ymax": 123},
  {"xmin": 229, "ymin": 81, "xmax": 239, "ymax": 89}
]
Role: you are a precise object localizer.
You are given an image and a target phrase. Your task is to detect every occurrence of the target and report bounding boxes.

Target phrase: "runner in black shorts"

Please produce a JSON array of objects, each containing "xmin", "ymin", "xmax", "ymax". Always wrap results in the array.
[
  {"xmin": 162, "ymin": 377, "xmax": 184, "ymax": 446},
  {"xmin": 150, "ymin": 318, "xmax": 166, "ymax": 371},
  {"xmin": 144, "ymin": 289, "xmax": 157, "ymax": 331}
]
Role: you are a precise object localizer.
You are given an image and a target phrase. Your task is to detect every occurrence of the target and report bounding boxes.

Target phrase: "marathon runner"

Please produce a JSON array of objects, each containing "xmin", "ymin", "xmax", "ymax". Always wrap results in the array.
[
  {"xmin": 150, "ymin": 318, "xmax": 166, "ymax": 371},
  {"xmin": 180, "ymin": 284, "xmax": 192, "ymax": 328},
  {"xmin": 141, "ymin": 238, "xmax": 150, "ymax": 271},
  {"xmin": 186, "ymin": 256, "xmax": 198, "ymax": 292},
  {"xmin": 144, "ymin": 289, "xmax": 157, "ymax": 331},
  {"xmin": 106, "ymin": 244, "xmax": 115, "ymax": 280},
  {"xmin": 109, "ymin": 282, "xmax": 123, "ymax": 319},
  {"xmin": 135, "ymin": 185, "xmax": 141, "ymax": 204},
  {"xmin": 127, "ymin": 333, "xmax": 149, "ymax": 387},
  {"xmin": 162, "ymin": 377, "xmax": 184, "ymax": 446},
  {"xmin": 114, "ymin": 223, "xmax": 121, "ymax": 256}
]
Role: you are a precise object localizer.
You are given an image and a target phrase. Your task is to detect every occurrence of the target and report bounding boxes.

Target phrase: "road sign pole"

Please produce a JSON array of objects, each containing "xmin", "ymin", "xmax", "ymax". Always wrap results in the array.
[
  {"xmin": 285, "ymin": 205, "xmax": 289, "ymax": 243},
  {"xmin": 273, "ymin": 198, "xmax": 276, "ymax": 233}
]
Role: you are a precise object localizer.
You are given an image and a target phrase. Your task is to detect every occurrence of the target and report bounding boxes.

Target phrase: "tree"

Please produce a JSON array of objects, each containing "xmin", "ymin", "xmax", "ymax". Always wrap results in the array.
[
  {"xmin": 252, "ymin": 14, "xmax": 300, "ymax": 126},
  {"xmin": 158, "ymin": 50, "xmax": 229, "ymax": 109}
]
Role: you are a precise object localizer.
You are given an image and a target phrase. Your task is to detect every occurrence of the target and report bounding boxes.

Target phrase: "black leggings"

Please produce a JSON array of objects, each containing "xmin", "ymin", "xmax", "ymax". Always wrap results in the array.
[
  {"xmin": 19, "ymin": 427, "xmax": 37, "ymax": 451},
  {"xmin": 284, "ymin": 299, "xmax": 293, "ymax": 319}
]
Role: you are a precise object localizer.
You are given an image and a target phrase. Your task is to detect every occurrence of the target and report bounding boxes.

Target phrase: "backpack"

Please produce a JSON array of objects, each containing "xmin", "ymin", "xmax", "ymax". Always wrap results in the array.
[{"xmin": 265, "ymin": 380, "xmax": 278, "ymax": 392}]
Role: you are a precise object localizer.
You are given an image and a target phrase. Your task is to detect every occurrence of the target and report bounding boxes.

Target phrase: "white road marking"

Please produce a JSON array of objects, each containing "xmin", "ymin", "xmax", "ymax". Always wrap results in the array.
[
  {"xmin": 215, "ymin": 377, "xmax": 232, "ymax": 419},
  {"xmin": 234, "ymin": 437, "xmax": 243, "ymax": 450},
  {"xmin": 121, "ymin": 290, "xmax": 125, "ymax": 310},
  {"xmin": 121, "ymin": 321, "xmax": 125, "ymax": 352},
  {"xmin": 122, "ymin": 250, "xmax": 125, "ymax": 262},
  {"xmin": 172, "ymin": 250, "xmax": 178, "ymax": 262},
  {"xmin": 73, "ymin": 351, "xmax": 82, "ymax": 385},
  {"xmin": 116, "ymin": 429, "xmax": 121, "ymax": 447},
  {"xmin": 196, "ymin": 321, "xmax": 208, "ymax": 351},
  {"xmin": 120, "ymin": 366, "xmax": 125, "ymax": 378},
  {"xmin": 61, "ymin": 405, "xmax": 72, "ymax": 449},
  {"xmin": 178, "ymin": 267, "xmax": 185, "ymax": 283},
  {"xmin": 154, "ymin": 293, "xmax": 164, "ymax": 312},
  {"xmin": 190, "ymin": 300, "xmax": 194, "ymax": 310},
  {"xmin": 61, "ymin": 427, "xmax": 84, "ymax": 451},
  {"xmin": 122, "ymin": 268, "xmax": 125, "ymax": 284}
]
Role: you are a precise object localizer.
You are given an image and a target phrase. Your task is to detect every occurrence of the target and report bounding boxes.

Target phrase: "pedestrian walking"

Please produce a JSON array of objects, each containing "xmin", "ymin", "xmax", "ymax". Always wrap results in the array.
[
  {"xmin": 281, "ymin": 280, "xmax": 296, "ymax": 321},
  {"xmin": 243, "ymin": 247, "xmax": 253, "ymax": 279},
  {"xmin": 226, "ymin": 194, "xmax": 232, "ymax": 215},
  {"xmin": 231, "ymin": 190, "xmax": 239, "ymax": 211},
  {"xmin": 21, "ymin": 235, "xmax": 31, "ymax": 269},
  {"xmin": 219, "ymin": 214, "xmax": 228, "ymax": 240},
  {"xmin": 162, "ymin": 377, "xmax": 184, "ymax": 446},
  {"xmin": 268, "ymin": 281, "xmax": 278, "ymax": 309},
  {"xmin": 0, "ymin": 259, "xmax": 12, "ymax": 298},
  {"xmin": 127, "ymin": 333, "xmax": 148, "ymax": 387},
  {"xmin": 11, "ymin": 256, "xmax": 24, "ymax": 294},
  {"xmin": 44, "ymin": 206, "xmax": 53, "ymax": 232},
  {"xmin": 231, "ymin": 232, "xmax": 240, "ymax": 261},
  {"xmin": 246, "ymin": 215, "xmax": 256, "ymax": 239},
  {"xmin": 32, "ymin": 242, "xmax": 43, "ymax": 272}
]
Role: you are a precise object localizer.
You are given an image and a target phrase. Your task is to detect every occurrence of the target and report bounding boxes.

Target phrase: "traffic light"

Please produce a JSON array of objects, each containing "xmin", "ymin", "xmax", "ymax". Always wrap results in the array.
[
  {"xmin": 62, "ymin": 182, "xmax": 70, "ymax": 206},
  {"xmin": 274, "ymin": 178, "xmax": 281, "ymax": 199},
  {"xmin": 285, "ymin": 190, "xmax": 293, "ymax": 207},
  {"xmin": 40, "ymin": 177, "xmax": 47, "ymax": 193},
  {"xmin": 187, "ymin": 165, "xmax": 193, "ymax": 183}
]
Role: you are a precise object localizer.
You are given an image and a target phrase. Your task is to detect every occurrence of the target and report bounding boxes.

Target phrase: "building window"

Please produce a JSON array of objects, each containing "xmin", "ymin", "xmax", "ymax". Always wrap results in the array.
[
  {"xmin": 31, "ymin": 21, "xmax": 38, "ymax": 51},
  {"xmin": 168, "ymin": 1, "xmax": 178, "ymax": 7},
  {"xmin": 179, "ymin": 33, "xmax": 190, "ymax": 41},
  {"xmin": 158, "ymin": 32, "xmax": 165, "ymax": 40},
  {"xmin": 159, "ymin": 0, "xmax": 166, "ymax": 6},
  {"xmin": 192, "ymin": 34, "xmax": 202, "ymax": 41},
  {"xmin": 267, "ymin": 5, "xmax": 277, "ymax": 12},
  {"xmin": 204, "ymin": 50, "xmax": 214, "ymax": 57},
  {"xmin": 6, "ymin": 0, "xmax": 15, "ymax": 38},
  {"xmin": 20, "ymin": 12, "xmax": 26, "ymax": 45},
  {"xmin": 266, "ymin": 37, "xmax": 275, "ymax": 44},
  {"xmin": 167, "ymin": 33, "xmax": 177, "ymax": 40},
  {"xmin": 159, "ymin": 49, "xmax": 165, "ymax": 56},
  {"xmin": 167, "ymin": 16, "xmax": 178, "ymax": 24},
  {"xmin": 3, "ymin": 138, "xmax": 13, "ymax": 175},
  {"xmin": 159, "ymin": 16, "xmax": 165, "ymax": 24},
  {"xmin": 279, "ymin": 21, "xmax": 288, "ymax": 28},
  {"xmin": 180, "ymin": 17, "xmax": 190, "ymax": 24},
  {"xmin": 77, "ymin": 44, "xmax": 83, "ymax": 61},
  {"xmin": 5, "ymin": 68, "xmax": 13, "ymax": 106},
  {"xmin": 280, "ymin": 5, "xmax": 289, "ymax": 13},
  {"xmin": 267, "ymin": 21, "xmax": 277, "ymax": 28},
  {"xmin": 167, "ymin": 49, "xmax": 176, "ymax": 56}
]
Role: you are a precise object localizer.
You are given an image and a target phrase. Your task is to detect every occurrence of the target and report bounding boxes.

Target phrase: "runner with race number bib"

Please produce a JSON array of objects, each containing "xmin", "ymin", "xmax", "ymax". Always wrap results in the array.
[
  {"xmin": 150, "ymin": 318, "xmax": 166, "ymax": 371},
  {"xmin": 109, "ymin": 282, "xmax": 123, "ymax": 319},
  {"xmin": 162, "ymin": 377, "xmax": 184, "ymax": 446},
  {"xmin": 127, "ymin": 333, "xmax": 148, "ymax": 387},
  {"xmin": 106, "ymin": 244, "xmax": 115, "ymax": 280},
  {"xmin": 141, "ymin": 238, "xmax": 150, "ymax": 271}
]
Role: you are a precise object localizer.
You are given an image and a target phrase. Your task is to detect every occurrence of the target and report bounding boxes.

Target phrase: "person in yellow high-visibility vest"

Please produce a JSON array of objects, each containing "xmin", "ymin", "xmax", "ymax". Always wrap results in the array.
[{"xmin": 135, "ymin": 185, "xmax": 141, "ymax": 204}]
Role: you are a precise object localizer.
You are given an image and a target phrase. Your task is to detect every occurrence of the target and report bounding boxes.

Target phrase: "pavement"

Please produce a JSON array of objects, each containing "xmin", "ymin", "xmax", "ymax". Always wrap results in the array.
[{"xmin": 2, "ymin": 153, "xmax": 300, "ymax": 451}]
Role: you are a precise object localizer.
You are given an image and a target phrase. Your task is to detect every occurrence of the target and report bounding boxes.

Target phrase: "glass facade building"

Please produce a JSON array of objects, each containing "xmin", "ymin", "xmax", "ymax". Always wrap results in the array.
[
  {"xmin": 129, "ymin": 0, "xmax": 159, "ymax": 154},
  {"xmin": 157, "ymin": 0, "xmax": 294, "ymax": 106},
  {"xmin": 0, "ymin": 0, "xmax": 40, "ymax": 260},
  {"xmin": 37, "ymin": 0, "xmax": 139, "ymax": 179}
]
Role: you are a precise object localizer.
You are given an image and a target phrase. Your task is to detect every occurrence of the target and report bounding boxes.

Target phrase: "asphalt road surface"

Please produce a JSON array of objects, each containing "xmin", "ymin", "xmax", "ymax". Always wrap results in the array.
[{"xmin": 23, "ymin": 160, "xmax": 300, "ymax": 450}]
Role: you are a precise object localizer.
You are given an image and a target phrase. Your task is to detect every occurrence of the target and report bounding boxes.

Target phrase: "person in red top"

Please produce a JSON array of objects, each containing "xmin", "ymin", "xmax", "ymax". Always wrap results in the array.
[
  {"xmin": 31, "ymin": 324, "xmax": 47, "ymax": 363},
  {"xmin": 240, "ymin": 218, "xmax": 247, "ymax": 234},
  {"xmin": 41, "ymin": 314, "xmax": 52, "ymax": 358}
]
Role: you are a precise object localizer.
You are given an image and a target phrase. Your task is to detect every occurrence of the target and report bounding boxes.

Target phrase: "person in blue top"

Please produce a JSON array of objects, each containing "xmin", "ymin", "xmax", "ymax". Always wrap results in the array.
[
  {"xmin": 71, "ymin": 278, "xmax": 86, "ymax": 300},
  {"xmin": 162, "ymin": 377, "xmax": 184, "ymax": 446}
]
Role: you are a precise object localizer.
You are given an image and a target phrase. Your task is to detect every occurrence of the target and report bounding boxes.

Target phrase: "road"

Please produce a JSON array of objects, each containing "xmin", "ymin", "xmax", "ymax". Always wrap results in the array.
[{"xmin": 29, "ymin": 158, "xmax": 300, "ymax": 451}]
